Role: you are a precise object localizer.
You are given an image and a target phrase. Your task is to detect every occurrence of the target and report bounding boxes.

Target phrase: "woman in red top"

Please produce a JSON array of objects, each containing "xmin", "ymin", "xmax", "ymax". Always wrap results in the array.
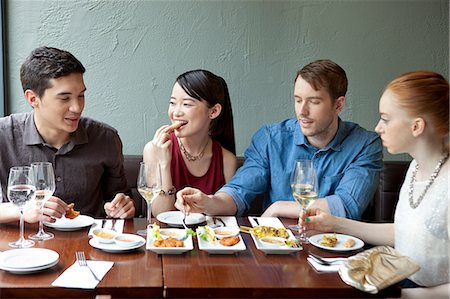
[{"xmin": 144, "ymin": 69, "xmax": 238, "ymax": 216}]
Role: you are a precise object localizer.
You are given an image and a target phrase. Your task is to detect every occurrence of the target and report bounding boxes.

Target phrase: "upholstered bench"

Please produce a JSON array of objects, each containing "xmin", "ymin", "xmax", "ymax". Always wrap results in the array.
[{"xmin": 123, "ymin": 155, "xmax": 409, "ymax": 222}]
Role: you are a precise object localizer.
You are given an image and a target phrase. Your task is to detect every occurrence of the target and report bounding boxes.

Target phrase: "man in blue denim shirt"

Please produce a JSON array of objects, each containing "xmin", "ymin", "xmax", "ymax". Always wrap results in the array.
[{"xmin": 175, "ymin": 59, "xmax": 382, "ymax": 219}]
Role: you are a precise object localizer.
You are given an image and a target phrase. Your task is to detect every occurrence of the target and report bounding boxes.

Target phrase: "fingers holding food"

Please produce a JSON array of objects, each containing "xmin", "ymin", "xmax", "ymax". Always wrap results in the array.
[
  {"xmin": 65, "ymin": 203, "xmax": 80, "ymax": 219},
  {"xmin": 169, "ymin": 120, "xmax": 188, "ymax": 131}
]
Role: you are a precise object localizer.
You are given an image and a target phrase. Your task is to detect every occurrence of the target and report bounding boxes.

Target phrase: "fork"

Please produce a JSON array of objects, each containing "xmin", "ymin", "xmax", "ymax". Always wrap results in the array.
[
  {"xmin": 181, "ymin": 209, "xmax": 188, "ymax": 230},
  {"xmin": 76, "ymin": 251, "xmax": 100, "ymax": 281},
  {"xmin": 308, "ymin": 253, "xmax": 346, "ymax": 266}
]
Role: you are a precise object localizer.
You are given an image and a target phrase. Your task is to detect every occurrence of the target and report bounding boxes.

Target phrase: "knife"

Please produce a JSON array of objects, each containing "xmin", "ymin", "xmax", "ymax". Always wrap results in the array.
[{"xmin": 253, "ymin": 217, "xmax": 260, "ymax": 226}]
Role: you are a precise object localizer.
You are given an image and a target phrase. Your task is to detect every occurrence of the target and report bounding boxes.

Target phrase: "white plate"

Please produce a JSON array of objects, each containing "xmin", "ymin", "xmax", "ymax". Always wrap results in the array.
[
  {"xmin": 309, "ymin": 233, "xmax": 364, "ymax": 251},
  {"xmin": 196, "ymin": 229, "xmax": 246, "ymax": 254},
  {"xmin": 146, "ymin": 234, "xmax": 193, "ymax": 254},
  {"xmin": 89, "ymin": 236, "xmax": 146, "ymax": 253},
  {"xmin": 44, "ymin": 215, "xmax": 95, "ymax": 231},
  {"xmin": 0, "ymin": 248, "xmax": 59, "ymax": 273},
  {"xmin": 156, "ymin": 211, "xmax": 206, "ymax": 227},
  {"xmin": 248, "ymin": 217, "xmax": 303, "ymax": 254}
]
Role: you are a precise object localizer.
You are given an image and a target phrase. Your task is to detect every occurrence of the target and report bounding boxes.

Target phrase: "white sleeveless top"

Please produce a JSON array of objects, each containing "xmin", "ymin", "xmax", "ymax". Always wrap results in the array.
[{"xmin": 394, "ymin": 160, "xmax": 449, "ymax": 287}]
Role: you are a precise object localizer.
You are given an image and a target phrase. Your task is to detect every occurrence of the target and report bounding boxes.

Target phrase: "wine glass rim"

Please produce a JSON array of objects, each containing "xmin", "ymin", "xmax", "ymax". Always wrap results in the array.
[
  {"xmin": 31, "ymin": 162, "xmax": 52, "ymax": 166},
  {"xmin": 10, "ymin": 166, "xmax": 32, "ymax": 170}
]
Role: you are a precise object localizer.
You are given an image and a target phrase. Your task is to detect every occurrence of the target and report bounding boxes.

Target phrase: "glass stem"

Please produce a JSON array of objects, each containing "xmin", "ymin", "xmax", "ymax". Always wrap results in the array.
[
  {"xmin": 146, "ymin": 201, "xmax": 152, "ymax": 224},
  {"xmin": 38, "ymin": 203, "xmax": 44, "ymax": 233},
  {"xmin": 19, "ymin": 209, "xmax": 25, "ymax": 242}
]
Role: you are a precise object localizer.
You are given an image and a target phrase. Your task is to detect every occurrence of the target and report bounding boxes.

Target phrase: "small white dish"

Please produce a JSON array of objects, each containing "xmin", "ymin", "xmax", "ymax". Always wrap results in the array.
[
  {"xmin": 309, "ymin": 233, "xmax": 364, "ymax": 251},
  {"xmin": 259, "ymin": 236, "xmax": 288, "ymax": 248},
  {"xmin": 0, "ymin": 248, "xmax": 59, "ymax": 274},
  {"xmin": 146, "ymin": 234, "xmax": 193, "ymax": 254},
  {"xmin": 89, "ymin": 236, "xmax": 146, "ymax": 253},
  {"xmin": 92, "ymin": 228, "xmax": 118, "ymax": 243},
  {"xmin": 196, "ymin": 228, "xmax": 246, "ymax": 254},
  {"xmin": 114, "ymin": 233, "xmax": 143, "ymax": 248},
  {"xmin": 213, "ymin": 226, "xmax": 239, "ymax": 239},
  {"xmin": 159, "ymin": 228, "xmax": 187, "ymax": 240}
]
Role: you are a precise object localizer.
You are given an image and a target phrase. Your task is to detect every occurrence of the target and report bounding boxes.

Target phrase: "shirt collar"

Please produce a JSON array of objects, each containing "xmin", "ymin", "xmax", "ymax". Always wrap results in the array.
[
  {"xmin": 23, "ymin": 111, "xmax": 88, "ymax": 149},
  {"xmin": 294, "ymin": 117, "xmax": 346, "ymax": 152}
]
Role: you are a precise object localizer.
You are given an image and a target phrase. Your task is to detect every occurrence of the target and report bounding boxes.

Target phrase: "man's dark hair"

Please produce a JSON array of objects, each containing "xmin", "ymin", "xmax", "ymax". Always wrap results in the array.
[
  {"xmin": 296, "ymin": 59, "xmax": 348, "ymax": 101},
  {"xmin": 20, "ymin": 46, "xmax": 85, "ymax": 98}
]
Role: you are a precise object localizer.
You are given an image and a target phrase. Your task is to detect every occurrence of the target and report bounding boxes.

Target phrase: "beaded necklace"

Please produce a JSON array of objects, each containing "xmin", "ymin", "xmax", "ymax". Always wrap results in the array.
[
  {"xmin": 408, "ymin": 152, "xmax": 449, "ymax": 209},
  {"xmin": 178, "ymin": 138, "xmax": 209, "ymax": 162}
]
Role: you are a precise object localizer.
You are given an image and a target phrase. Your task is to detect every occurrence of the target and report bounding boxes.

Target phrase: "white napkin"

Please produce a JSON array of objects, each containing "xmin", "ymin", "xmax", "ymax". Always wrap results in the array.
[
  {"xmin": 88, "ymin": 219, "xmax": 124, "ymax": 236},
  {"xmin": 52, "ymin": 260, "xmax": 114, "ymax": 289},
  {"xmin": 307, "ymin": 257, "xmax": 344, "ymax": 272},
  {"xmin": 205, "ymin": 216, "xmax": 238, "ymax": 227},
  {"xmin": 248, "ymin": 216, "xmax": 284, "ymax": 228}
]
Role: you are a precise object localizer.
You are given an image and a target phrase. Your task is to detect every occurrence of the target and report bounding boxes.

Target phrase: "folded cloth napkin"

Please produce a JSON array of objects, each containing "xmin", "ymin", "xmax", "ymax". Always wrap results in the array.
[
  {"xmin": 338, "ymin": 246, "xmax": 420, "ymax": 294},
  {"xmin": 88, "ymin": 219, "xmax": 124, "ymax": 236},
  {"xmin": 52, "ymin": 260, "xmax": 114, "ymax": 289},
  {"xmin": 205, "ymin": 216, "xmax": 238, "ymax": 227},
  {"xmin": 307, "ymin": 257, "xmax": 344, "ymax": 272}
]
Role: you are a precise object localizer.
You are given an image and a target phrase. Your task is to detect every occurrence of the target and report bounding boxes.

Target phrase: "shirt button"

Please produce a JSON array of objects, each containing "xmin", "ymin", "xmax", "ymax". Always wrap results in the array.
[{"xmin": 56, "ymin": 176, "xmax": 62, "ymax": 182}]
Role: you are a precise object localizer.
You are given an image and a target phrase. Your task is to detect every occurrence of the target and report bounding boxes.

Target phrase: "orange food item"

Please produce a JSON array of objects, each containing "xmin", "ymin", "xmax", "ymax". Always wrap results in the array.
[
  {"xmin": 344, "ymin": 238, "xmax": 356, "ymax": 248},
  {"xmin": 169, "ymin": 121, "xmax": 184, "ymax": 130},
  {"xmin": 153, "ymin": 237, "xmax": 184, "ymax": 247},
  {"xmin": 65, "ymin": 203, "xmax": 80, "ymax": 219},
  {"xmin": 219, "ymin": 236, "xmax": 240, "ymax": 246}
]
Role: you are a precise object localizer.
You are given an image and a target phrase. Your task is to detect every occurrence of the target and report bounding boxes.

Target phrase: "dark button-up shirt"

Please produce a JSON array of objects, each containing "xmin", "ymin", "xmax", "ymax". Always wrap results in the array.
[{"xmin": 0, "ymin": 111, "xmax": 130, "ymax": 217}]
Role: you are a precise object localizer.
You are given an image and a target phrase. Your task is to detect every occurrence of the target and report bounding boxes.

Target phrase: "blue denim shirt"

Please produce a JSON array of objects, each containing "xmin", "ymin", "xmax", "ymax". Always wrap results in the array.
[{"xmin": 219, "ymin": 118, "xmax": 383, "ymax": 219}]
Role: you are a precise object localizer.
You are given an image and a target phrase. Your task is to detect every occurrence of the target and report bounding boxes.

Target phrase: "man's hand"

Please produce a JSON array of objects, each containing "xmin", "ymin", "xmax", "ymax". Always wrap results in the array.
[
  {"xmin": 24, "ymin": 196, "xmax": 68, "ymax": 223},
  {"xmin": 104, "ymin": 193, "xmax": 135, "ymax": 219}
]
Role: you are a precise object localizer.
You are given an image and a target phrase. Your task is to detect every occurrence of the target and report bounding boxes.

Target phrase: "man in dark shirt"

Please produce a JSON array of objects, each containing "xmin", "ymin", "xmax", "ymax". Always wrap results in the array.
[{"xmin": 0, "ymin": 46, "xmax": 135, "ymax": 222}]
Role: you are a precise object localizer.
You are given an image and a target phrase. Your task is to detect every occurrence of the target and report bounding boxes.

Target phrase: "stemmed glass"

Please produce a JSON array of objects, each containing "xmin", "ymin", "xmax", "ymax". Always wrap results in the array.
[
  {"xmin": 137, "ymin": 161, "xmax": 162, "ymax": 236},
  {"xmin": 7, "ymin": 166, "xmax": 36, "ymax": 248},
  {"xmin": 290, "ymin": 160, "xmax": 318, "ymax": 243},
  {"xmin": 29, "ymin": 162, "xmax": 56, "ymax": 241}
]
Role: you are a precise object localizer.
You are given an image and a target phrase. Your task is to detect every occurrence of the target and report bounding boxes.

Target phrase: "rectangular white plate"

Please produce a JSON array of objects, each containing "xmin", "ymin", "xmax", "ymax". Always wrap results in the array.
[
  {"xmin": 196, "ymin": 228, "xmax": 246, "ymax": 254},
  {"xmin": 248, "ymin": 216, "xmax": 302, "ymax": 254},
  {"xmin": 146, "ymin": 230, "xmax": 193, "ymax": 254}
]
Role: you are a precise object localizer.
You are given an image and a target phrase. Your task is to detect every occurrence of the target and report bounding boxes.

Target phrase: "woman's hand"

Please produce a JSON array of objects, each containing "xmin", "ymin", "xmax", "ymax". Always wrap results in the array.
[
  {"xmin": 143, "ymin": 125, "xmax": 175, "ymax": 167},
  {"xmin": 301, "ymin": 207, "xmax": 338, "ymax": 233},
  {"xmin": 175, "ymin": 187, "xmax": 210, "ymax": 214}
]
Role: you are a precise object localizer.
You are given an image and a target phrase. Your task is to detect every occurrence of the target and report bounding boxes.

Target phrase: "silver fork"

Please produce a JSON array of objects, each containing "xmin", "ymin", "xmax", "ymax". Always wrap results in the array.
[
  {"xmin": 308, "ymin": 253, "xmax": 346, "ymax": 266},
  {"xmin": 181, "ymin": 209, "xmax": 188, "ymax": 230},
  {"xmin": 76, "ymin": 251, "xmax": 100, "ymax": 281}
]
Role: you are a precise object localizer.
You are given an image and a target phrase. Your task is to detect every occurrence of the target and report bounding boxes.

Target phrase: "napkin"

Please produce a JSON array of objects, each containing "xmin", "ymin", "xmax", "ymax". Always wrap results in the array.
[
  {"xmin": 88, "ymin": 219, "xmax": 124, "ymax": 236},
  {"xmin": 307, "ymin": 257, "xmax": 344, "ymax": 272},
  {"xmin": 52, "ymin": 260, "xmax": 114, "ymax": 289},
  {"xmin": 205, "ymin": 216, "xmax": 238, "ymax": 227}
]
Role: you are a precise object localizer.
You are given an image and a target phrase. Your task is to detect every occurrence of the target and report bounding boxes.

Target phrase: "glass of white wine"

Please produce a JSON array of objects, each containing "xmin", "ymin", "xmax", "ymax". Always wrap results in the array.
[
  {"xmin": 137, "ymin": 161, "xmax": 162, "ymax": 236},
  {"xmin": 29, "ymin": 162, "xmax": 56, "ymax": 240},
  {"xmin": 7, "ymin": 166, "xmax": 36, "ymax": 248},
  {"xmin": 291, "ymin": 160, "xmax": 318, "ymax": 243}
]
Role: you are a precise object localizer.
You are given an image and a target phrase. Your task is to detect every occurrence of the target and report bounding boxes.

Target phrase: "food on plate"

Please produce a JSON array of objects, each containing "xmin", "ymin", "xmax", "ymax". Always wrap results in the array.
[
  {"xmin": 65, "ymin": 203, "xmax": 80, "ymax": 219},
  {"xmin": 344, "ymin": 238, "xmax": 356, "ymax": 248},
  {"xmin": 198, "ymin": 226, "xmax": 216, "ymax": 243},
  {"xmin": 320, "ymin": 234, "xmax": 338, "ymax": 247},
  {"xmin": 219, "ymin": 236, "xmax": 240, "ymax": 246},
  {"xmin": 153, "ymin": 237, "xmax": 184, "ymax": 247},
  {"xmin": 93, "ymin": 229, "xmax": 115, "ymax": 240},
  {"xmin": 213, "ymin": 227, "xmax": 239, "ymax": 239},
  {"xmin": 240, "ymin": 225, "xmax": 289, "ymax": 239}
]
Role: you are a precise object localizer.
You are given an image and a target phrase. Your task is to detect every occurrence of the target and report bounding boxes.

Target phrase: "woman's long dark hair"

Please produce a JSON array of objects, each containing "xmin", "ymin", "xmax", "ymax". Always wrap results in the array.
[{"xmin": 176, "ymin": 69, "xmax": 236, "ymax": 155}]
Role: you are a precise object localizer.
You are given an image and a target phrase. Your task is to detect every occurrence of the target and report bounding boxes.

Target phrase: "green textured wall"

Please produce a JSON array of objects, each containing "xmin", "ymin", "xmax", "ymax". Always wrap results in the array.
[{"xmin": 5, "ymin": 0, "xmax": 449, "ymax": 160}]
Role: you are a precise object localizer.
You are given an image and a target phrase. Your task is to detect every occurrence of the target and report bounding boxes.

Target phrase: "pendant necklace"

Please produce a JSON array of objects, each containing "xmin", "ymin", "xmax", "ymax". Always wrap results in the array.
[{"xmin": 408, "ymin": 152, "xmax": 448, "ymax": 209}]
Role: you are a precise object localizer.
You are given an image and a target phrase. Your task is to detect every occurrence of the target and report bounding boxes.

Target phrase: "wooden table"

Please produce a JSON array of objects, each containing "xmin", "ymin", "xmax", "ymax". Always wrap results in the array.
[
  {"xmin": 0, "ymin": 219, "xmax": 162, "ymax": 299},
  {"xmin": 0, "ymin": 218, "xmax": 400, "ymax": 298}
]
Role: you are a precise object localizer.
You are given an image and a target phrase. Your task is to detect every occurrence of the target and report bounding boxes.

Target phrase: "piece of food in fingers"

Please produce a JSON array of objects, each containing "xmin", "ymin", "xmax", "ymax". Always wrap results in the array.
[
  {"xmin": 65, "ymin": 203, "xmax": 80, "ymax": 219},
  {"xmin": 344, "ymin": 238, "xmax": 356, "ymax": 248},
  {"xmin": 169, "ymin": 120, "xmax": 187, "ymax": 130}
]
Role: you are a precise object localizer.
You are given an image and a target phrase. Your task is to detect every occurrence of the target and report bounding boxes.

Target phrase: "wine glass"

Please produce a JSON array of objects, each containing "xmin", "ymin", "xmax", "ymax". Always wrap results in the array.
[
  {"xmin": 29, "ymin": 162, "xmax": 56, "ymax": 240},
  {"xmin": 290, "ymin": 160, "xmax": 318, "ymax": 243},
  {"xmin": 7, "ymin": 166, "xmax": 36, "ymax": 248},
  {"xmin": 137, "ymin": 161, "xmax": 162, "ymax": 236}
]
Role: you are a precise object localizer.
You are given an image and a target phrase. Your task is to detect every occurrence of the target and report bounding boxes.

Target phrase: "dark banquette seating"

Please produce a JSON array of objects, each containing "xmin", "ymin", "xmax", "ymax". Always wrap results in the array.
[{"xmin": 124, "ymin": 155, "xmax": 409, "ymax": 222}]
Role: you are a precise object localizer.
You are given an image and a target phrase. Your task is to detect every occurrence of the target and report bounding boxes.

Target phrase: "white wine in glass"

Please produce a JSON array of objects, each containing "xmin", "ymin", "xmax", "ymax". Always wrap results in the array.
[
  {"xmin": 29, "ymin": 162, "xmax": 56, "ymax": 241},
  {"xmin": 290, "ymin": 160, "xmax": 318, "ymax": 243},
  {"xmin": 7, "ymin": 166, "xmax": 36, "ymax": 248},
  {"xmin": 137, "ymin": 161, "xmax": 162, "ymax": 236}
]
